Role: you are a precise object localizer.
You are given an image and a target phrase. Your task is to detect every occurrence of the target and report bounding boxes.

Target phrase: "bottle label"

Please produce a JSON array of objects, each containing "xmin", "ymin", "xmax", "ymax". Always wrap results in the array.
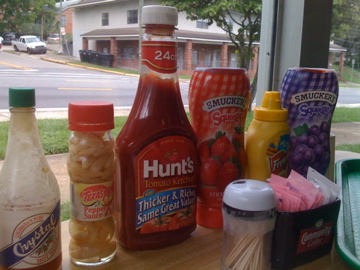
[
  {"xmin": 70, "ymin": 180, "xmax": 114, "ymax": 221},
  {"xmin": 188, "ymin": 69, "xmax": 250, "ymax": 216},
  {"xmin": 266, "ymin": 134, "xmax": 290, "ymax": 176},
  {"xmin": 134, "ymin": 136, "xmax": 197, "ymax": 234},
  {"xmin": 141, "ymin": 41, "xmax": 177, "ymax": 73},
  {"xmin": 0, "ymin": 202, "xmax": 61, "ymax": 269},
  {"xmin": 280, "ymin": 69, "xmax": 339, "ymax": 176}
]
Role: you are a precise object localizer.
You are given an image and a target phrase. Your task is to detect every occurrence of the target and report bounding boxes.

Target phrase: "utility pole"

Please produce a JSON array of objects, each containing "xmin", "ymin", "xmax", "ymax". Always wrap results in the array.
[
  {"xmin": 60, "ymin": 0, "xmax": 63, "ymax": 54},
  {"xmin": 138, "ymin": 0, "xmax": 144, "ymax": 69}
]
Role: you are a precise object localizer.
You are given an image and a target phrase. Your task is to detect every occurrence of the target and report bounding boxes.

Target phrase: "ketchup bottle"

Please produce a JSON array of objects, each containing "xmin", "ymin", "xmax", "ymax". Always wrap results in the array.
[{"xmin": 115, "ymin": 5, "xmax": 198, "ymax": 250}]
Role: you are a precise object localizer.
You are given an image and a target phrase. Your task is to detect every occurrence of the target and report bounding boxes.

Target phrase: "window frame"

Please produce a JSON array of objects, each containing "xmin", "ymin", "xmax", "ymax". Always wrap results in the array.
[
  {"xmin": 102, "ymin": 12, "xmax": 109, "ymax": 26},
  {"xmin": 127, "ymin": 9, "xmax": 138, "ymax": 24},
  {"xmin": 256, "ymin": 0, "xmax": 333, "ymax": 105}
]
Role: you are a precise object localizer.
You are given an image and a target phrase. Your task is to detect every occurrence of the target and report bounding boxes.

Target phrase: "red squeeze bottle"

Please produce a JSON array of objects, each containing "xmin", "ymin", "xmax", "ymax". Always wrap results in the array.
[
  {"xmin": 188, "ymin": 68, "xmax": 250, "ymax": 228},
  {"xmin": 115, "ymin": 5, "xmax": 198, "ymax": 250}
]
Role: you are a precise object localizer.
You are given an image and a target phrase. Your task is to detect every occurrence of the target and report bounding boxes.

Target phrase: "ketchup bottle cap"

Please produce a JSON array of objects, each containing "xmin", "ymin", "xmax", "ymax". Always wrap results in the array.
[{"xmin": 142, "ymin": 5, "xmax": 178, "ymax": 26}]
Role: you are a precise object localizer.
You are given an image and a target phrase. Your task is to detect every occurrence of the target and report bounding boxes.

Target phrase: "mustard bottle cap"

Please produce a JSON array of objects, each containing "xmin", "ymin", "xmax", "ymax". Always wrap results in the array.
[{"xmin": 254, "ymin": 91, "xmax": 288, "ymax": 122}]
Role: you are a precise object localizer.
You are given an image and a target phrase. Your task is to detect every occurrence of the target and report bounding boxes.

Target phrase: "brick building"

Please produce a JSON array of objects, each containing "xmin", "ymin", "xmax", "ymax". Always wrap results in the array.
[{"xmin": 71, "ymin": 0, "xmax": 258, "ymax": 77}]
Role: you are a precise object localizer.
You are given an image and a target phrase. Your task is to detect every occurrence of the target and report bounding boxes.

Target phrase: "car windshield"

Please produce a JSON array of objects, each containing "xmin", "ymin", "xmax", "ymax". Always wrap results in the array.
[{"xmin": 26, "ymin": 37, "xmax": 40, "ymax": 43}]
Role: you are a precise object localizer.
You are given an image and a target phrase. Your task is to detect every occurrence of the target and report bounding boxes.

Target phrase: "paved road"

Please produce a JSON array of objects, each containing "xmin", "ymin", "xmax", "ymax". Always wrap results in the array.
[
  {"xmin": 0, "ymin": 49, "xmax": 190, "ymax": 109},
  {"xmin": 1, "ymin": 46, "xmax": 360, "ymax": 109}
]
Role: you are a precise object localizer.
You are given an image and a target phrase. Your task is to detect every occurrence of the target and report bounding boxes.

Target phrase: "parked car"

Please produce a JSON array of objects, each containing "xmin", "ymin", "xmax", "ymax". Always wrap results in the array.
[
  {"xmin": 47, "ymin": 33, "xmax": 60, "ymax": 43},
  {"xmin": 12, "ymin": 35, "xmax": 47, "ymax": 54},
  {"xmin": 2, "ymin": 32, "xmax": 17, "ymax": 45}
]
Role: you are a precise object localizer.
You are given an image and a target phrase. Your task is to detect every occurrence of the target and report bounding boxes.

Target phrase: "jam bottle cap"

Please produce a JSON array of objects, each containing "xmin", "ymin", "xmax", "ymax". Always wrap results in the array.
[
  {"xmin": 68, "ymin": 100, "xmax": 114, "ymax": 132},
  {"xmin": 254, "ymin": 91, "xmax": 288, "ymax": 122},
  {"xmin": 142, "ymin": 5, "xmax": 178, "ymax": 26}
]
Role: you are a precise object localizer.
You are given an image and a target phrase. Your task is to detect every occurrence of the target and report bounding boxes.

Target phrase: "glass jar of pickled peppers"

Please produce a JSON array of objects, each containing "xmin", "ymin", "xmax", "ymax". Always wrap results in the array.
[{"xmin": 67, "ymin": 101, "xmax": 116, "ymax": 266}]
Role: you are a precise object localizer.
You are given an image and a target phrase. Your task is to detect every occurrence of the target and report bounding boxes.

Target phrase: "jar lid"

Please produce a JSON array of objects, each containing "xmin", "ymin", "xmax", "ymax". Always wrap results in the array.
[
  {"xmin": 142, "ymin": 5, "xmax": 178, "ymax": 26},
  {"xmin": 9, "ymin": 88, "xmax": 35, "ymax": 108},
  {"xmin": 68, "ymin": 101, "xmax": 114, "ymax": 132},
  {"xmin": 223, "ymin": 180, "xmax": 276, "ymax": 211}
]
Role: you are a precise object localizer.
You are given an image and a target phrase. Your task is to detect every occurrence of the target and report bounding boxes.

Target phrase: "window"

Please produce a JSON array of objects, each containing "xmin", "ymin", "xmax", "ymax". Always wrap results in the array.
[
  {"xmin": 61, "ymin": 15, "xmax": 66, "ymax": 27},
  {"xmin": 127, "ymin": 10, "xmax": 138, "ymax": 24},
  {"xmin": 204, "ymin": 54, "xmax": 211, "ymax": 66},
  {"xmin": 192, "ymin": 51, "xmax": 198, "ymax": 65},
  {"xmin": 122, "ymin": 47, "xmax": 136, "ymax": 59},
  {"xmin": 196, "ymin": 19, "xmax": 209, "ymax": 29},
  {"xmin": 102, "ymin": 13, "xmax": 109, "ymax": 26}
]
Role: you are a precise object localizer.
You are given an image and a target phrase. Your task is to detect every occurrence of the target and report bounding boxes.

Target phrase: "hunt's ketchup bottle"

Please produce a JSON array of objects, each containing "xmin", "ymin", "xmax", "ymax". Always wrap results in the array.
[{"xmin": 115, "ymin": 5, "xmax": 198, "ymax": 250}]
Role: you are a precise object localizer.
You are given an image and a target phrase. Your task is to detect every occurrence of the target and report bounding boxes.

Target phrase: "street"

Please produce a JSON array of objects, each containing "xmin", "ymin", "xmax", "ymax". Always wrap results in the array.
[
  {"xmin": 0, "ymin": 50, "xmax": 190, "ymax": 109},
  {"xmin": 0, "ymin": 50, "xmax": 359, "ymax": 110}
]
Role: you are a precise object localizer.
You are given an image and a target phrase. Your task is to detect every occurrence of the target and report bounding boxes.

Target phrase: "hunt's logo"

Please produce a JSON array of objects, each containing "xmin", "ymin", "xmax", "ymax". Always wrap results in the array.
[{"xmin": 143, "ymin": 157, "xmax": 195, "ymax": 178}]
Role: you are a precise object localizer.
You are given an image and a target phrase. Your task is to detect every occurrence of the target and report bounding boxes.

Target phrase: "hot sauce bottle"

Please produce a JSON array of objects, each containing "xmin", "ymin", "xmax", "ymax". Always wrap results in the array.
[
  {"xmin": 67, "ymin": 101, "xmax": 116, "ymax": 266},
  {"xmin": 0, "ymin": 88, "xmax": 62, "ymax": 270},
  {"xmin": 115, "ymin": 5, "xmax": 198, "ymax": 250}
]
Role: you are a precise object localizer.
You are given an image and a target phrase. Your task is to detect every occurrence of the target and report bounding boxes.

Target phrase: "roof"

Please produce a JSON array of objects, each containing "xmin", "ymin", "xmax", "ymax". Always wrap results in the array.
[
  {"xmin": 329, "ymin": 43, "xmax": 347, "ymax": 52},
  {"xmin": 70, "ymin": 0, "xmax": 119, "ymax": 8},
  {"xmin": 81, "ymin": 27, "xmax": 237, "ymax": 44},
  {"xmin": 55, "ymin": 0, "xmax": 81, "ymax": 12}
]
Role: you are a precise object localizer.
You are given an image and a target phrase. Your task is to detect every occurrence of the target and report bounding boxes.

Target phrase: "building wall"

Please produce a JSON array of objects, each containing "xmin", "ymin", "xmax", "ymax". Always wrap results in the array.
[
  {"xmin": 72, "ymin": 0, "xmax": 231, "ymax": 58},
  {"xmin": 62, "ymin": 8, "xmax": 75, "ymax": 35}
]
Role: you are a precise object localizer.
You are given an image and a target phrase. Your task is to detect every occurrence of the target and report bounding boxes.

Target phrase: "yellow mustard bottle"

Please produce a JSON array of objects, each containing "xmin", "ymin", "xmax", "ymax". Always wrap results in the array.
[{"xmin": 246, "ymin": 91, "xmax": 290, "ymax": 181}]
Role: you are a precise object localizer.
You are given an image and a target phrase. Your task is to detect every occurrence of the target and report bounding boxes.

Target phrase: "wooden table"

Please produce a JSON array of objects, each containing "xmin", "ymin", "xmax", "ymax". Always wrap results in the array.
[{"xmin": 60, "ymin": 221, "xmax": 352, "ymax": 270}]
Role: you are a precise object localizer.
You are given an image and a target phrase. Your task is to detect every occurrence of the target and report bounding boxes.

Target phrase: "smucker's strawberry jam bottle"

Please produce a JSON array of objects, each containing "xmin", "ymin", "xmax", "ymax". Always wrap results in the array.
[
  {"xmin": 115, "ymin": 5, "xmax": 198, "ymax": 250},
  {"xmin": 188, "ymin": 68, "xmax": 250, "ymax": 228}
]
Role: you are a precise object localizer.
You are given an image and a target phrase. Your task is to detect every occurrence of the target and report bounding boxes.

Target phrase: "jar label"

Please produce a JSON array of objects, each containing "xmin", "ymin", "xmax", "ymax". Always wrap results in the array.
[
  {"xmin": 281, "ymin": 69, "xmax": 339, "ymax": 176},
  {"xmin": 0, "ymin": 202, "xmax": 61, "ymax": 269},
  {"xmin": 134, "ymin": 136, "xmax": 197, "ymax": 233},
  {"xmin": 70, "ymin": 180, "xmax": 114, "ymax": 221},
  {"xmin": 267, "ymin": 134, "xmax": 290, "ymax": 176},
  {"xmin": 141, "ymin": 41, "xmax": 177, "ymax": 73},
  {"xmin": 188, "ymin": 69, "xmax": 250, "ymax": 213}
]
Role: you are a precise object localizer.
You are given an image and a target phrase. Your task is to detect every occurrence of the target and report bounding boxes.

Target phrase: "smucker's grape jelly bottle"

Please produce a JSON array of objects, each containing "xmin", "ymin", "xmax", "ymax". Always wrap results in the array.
[
  {"xmin": 115, "ymin": 5, "xmax": 198, "ymax": 250},
  {"xmin": 0, "ymin": 88, "xmax": 62, "ymax": 270},
  {"xmin": 280, "ymin": 68, "xmax": 339, "ymax": 177}
]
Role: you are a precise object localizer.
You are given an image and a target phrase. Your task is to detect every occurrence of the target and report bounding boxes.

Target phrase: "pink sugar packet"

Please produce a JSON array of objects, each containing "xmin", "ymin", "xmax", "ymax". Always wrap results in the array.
[
  {"xmin": 268, "ymin": 170, "xmax": 326, "ymax": 212},
  {"xmin": 287, "ymin": 170, "xmax": 319, "ymax": 210}
]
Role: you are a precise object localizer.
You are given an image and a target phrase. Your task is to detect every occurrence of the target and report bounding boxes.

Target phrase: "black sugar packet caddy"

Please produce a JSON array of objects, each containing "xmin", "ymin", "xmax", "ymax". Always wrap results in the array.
[{"xmin": 271, "ymin": 198, "xmax": 341, "ymax": 269}]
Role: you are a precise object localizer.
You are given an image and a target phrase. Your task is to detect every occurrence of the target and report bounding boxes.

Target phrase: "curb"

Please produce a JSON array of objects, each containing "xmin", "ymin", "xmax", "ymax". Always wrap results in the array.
[{"xmin": 41, "ymin": 56, "xmax": 140, "ymax": 77}]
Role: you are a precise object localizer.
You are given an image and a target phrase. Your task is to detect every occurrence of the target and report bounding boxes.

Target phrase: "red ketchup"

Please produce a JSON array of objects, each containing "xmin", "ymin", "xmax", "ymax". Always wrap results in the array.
[{"xmin": 115, "ymin": 5, "xmax": 198, "ymax": 250}]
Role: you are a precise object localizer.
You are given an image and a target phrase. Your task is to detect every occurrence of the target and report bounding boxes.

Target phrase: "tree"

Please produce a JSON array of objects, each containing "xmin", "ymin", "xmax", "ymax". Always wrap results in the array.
[
  {"xmin": 0, "ymin": 0, "xmax": 56, "ymax": 38},
  {"xmin": 160, "ymin": 0, "xmax": 261, "ymax": 107},
  {"xmin": 160, "ymin": 0, "xmax": 261, "ymax": 69},
  {"xmin": 332, "ymin": 0, "xmax": 360, "ymax": 68}
]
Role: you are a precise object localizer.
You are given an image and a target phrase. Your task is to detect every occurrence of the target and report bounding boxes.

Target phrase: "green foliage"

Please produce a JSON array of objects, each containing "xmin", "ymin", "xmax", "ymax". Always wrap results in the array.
[
  {"xmin": 333, "ymin": 107, "xmax": 360, "ymax": 123},
  {"xmin": 61, "ymin": 201, "xmax": 70, "ymax": 221},
  {"xmin": 160, "ymin": 0, "xmax": 262, "ymax": 69},
  {"xmin": 0, "ymin": 0, "xmax": 56, "ymax": 38}
]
